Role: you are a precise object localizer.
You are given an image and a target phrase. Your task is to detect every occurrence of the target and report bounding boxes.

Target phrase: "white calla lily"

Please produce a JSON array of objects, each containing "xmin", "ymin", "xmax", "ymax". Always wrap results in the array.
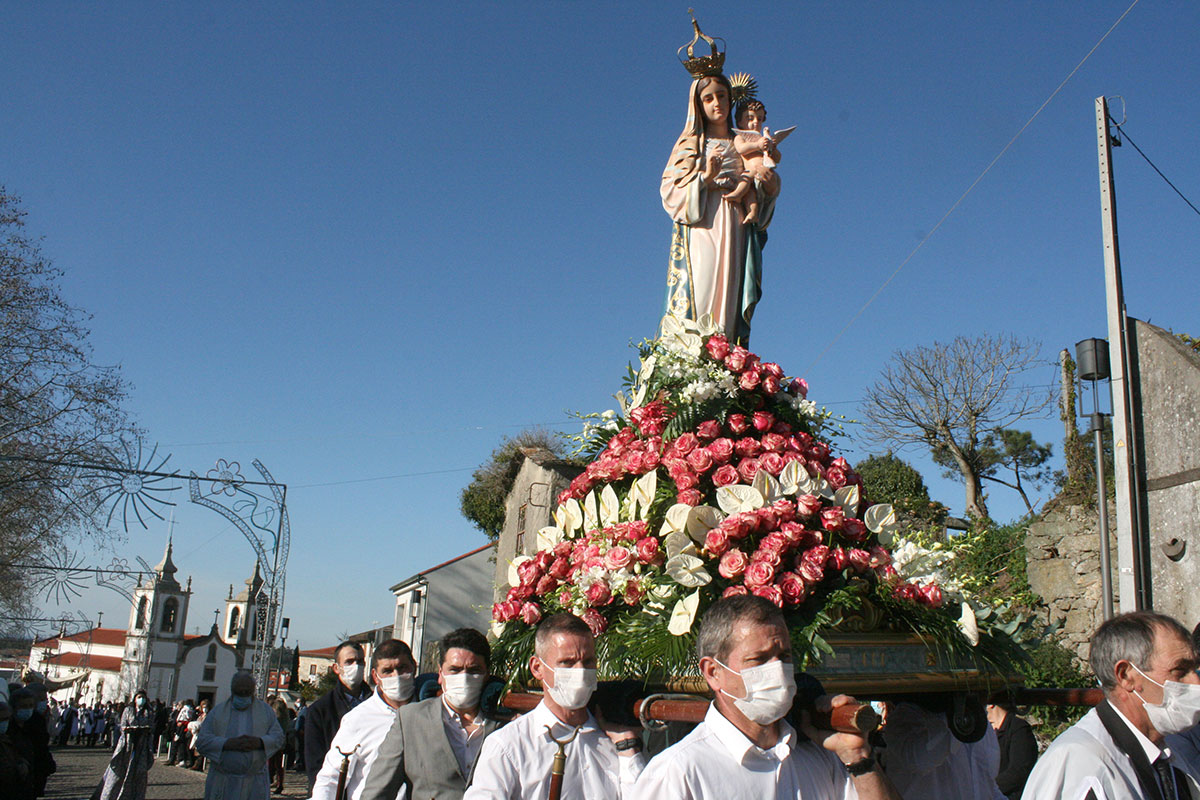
[
  {"xmin": 668, "ymin": 590, "xmax": 702, "ymax": 636},
  {"xmin": 557, "ymin": 498, "xmax": 583, "ymax": 535},
  {"xmin": 507, "ymin": 555, "xmax": 531, "ymax": 588},
  {"xmin": 864, "ymin": 503, "xmax": 897, "ymax": 534},
  {"xmin": 834, "ymin": 485, "xmax": 860, "ymax": 515},
  {"xmin": 629, "ymin": 470, "xmax": 658, "ymax": 521},
  {"xmin": 583, "ymin": 491, "xmax": 599, "ymax": 531},
  {"xmin": 716, "ymin": 485, "xmax": 765, "ymax": 515},
  {"xmin": 753, "ymin": 470, "xmax": 783, "ymax": 503},
  {"xmin": 958, "ymin": 602, "xmax": 980, "ymax": 646},
  {"xmin": 536, "ymin": 526, "xmax": 564, "ymax": 551},
  {"xmin": 779, "ymin": 460, "xmax": 806, "ymax": 495},
  {"xmin": 659, "ymin": 503, "xmax": 692, "ymax": 537},
  {"xmin": 686, "ymin": 505, "xmax": 724, "ymax": 542},
  {"xmin": 599, "ymin": 484, "xmax": 620, "ymax": 526},
  {"xmin": 665, "ymin": 553, "xmax": 711, "ymax": 587},
  {"xmin": 665, "ymin": 531, "xmax": 698, "ymax": 560}
]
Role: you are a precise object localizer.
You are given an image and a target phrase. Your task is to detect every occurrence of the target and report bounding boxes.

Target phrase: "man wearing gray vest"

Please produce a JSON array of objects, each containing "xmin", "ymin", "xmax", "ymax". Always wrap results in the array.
[{"xmin": 362, "ymin": 628, "xmax": 500, "ymax": 800}]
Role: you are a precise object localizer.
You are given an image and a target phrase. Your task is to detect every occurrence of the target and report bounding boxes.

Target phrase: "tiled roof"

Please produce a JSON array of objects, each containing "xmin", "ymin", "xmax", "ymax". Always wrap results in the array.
[
  {"xmin": 36, "ymin": 628, "xmax": 127, "ymax": 648},
  {"xmin": 42, "ymin": 652, "xmax": 123, "ymax": 672}
]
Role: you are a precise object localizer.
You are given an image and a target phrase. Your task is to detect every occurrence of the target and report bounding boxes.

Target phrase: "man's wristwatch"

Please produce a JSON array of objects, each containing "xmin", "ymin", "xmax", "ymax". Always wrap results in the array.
[
  {"xmin": 614, "ymin": 737, "xmax": 643, "ymax": 753},
  {"xmin": 844, "ymin": 755, "xmax": 876, "ymax": 776}
]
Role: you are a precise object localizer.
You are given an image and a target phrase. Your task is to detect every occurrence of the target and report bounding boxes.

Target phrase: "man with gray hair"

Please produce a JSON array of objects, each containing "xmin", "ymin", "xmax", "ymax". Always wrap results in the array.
[
  {"xmin": 633, "ymin": 594, "xmax": 901, "ymax": 799},
  {"xmin": 1022, "ymin": 611, "xmax": 1200, "ymax": 800},
  {"xmin": 195, "ymin": 670, "xmax": 285, "ymax": 800}
]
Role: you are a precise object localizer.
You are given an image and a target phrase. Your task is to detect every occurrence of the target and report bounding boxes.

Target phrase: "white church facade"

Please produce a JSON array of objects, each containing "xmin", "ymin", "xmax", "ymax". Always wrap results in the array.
[{"xmin": 31, "ymin": 540, "xmax": 270, "ymax": 705}]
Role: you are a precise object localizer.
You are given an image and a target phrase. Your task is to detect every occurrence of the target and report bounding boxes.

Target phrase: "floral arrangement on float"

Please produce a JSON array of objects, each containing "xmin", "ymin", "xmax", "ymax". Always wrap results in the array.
[{"xmin": 490, "ymin": 315, "xmax": 1029, "ymax": 685}]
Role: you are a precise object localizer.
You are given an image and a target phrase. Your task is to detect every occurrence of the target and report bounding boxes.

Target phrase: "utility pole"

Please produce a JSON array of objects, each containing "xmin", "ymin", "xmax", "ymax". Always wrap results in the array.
[{"xmin": 1095, "ymin": 96, "xmax": 1145, "ymax": 611}]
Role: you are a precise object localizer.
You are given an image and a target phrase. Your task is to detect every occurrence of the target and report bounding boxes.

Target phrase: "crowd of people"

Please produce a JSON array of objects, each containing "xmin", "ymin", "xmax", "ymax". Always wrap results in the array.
[{"xmin": 6, "ymin": 603, "xmax": 1200, "ymax": 799}]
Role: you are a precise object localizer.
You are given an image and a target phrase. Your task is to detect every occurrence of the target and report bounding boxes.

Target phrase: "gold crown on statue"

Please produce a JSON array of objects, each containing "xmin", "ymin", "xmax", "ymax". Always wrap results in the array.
[{"xmin": 677, "ymin": 9, "xmax": 726, "ymax": 78}]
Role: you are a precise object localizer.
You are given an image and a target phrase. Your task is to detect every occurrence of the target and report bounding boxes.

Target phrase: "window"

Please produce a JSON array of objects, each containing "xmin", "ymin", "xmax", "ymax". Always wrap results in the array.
[
  {"xmin": 136, "ymin": 597, "xmax": 148, "ymax": 630},
  {"xmin": 207, "ymin": 644, "xmax": 217, "ymax": 664},
  {"xmin": 515, "ymin": 503, "xmax": 528, "ymax": 554},
  {"xmin": 309, "ymin": 664, "xmax": 316, "ymax": 675},
  {"xmin": 161, "ymin": 597, "xmax": 178, "ymax": 633},
  {"xmin": 227, "ymin": 607, "xmax": 240, "ymax": 639},
  {"xmin": 203, "ymin": 666, "xmax": 215, "ymax": 682}
]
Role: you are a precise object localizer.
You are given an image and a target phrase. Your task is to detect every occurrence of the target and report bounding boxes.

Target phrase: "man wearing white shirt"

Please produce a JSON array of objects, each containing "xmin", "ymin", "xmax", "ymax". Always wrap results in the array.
[
  {"xmin": 312, "ymin": 639, "xmax": 418, "ymax": 800},
  {"xmin": 633, "ymin": 594, "xmax": 902, "ymax": 800},
  {"xmin": 362, "ymin": 628, "xmax": 501, "ymax": 800},
  {"xmin": 195, "ymin": 671, "xmax": 285, "ymax": 800},
  {"xmin": 1022, "ymin": 611, "xmax": 1200, "ymax": 800},
  {"xmin": 464, "ymin": 613, "xmax": 646, "ymax": 799}
]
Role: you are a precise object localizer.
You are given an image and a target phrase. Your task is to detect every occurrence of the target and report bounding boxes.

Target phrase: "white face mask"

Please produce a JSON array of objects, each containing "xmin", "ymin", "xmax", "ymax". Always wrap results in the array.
[
  {"xmin": 442, "ymin": 672, "xmax": 486, "ymax": 710},
  {"xmin": 379, "ymin": 673, "xmax": 414, "ymax": 703},
  {"xmin": 1132, "ymin": 665, "xmax": 1200, "ymax": 735},
  {"xmin": 542, "ymin": 663, "xmax": 597, "ymax": 711},
  {"xmin": 339, "ymin": 662, "xmax": 364, "ymax": 689},
  {"xmin": 715, "ymin": 658, "xmax": 797, "ymax": 725}
]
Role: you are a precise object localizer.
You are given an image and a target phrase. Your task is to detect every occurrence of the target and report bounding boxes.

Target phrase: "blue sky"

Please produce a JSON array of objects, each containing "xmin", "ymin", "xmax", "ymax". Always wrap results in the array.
[{"xmin": 6, "ymin": 1, "xmax": 1199, "ymax": 649}]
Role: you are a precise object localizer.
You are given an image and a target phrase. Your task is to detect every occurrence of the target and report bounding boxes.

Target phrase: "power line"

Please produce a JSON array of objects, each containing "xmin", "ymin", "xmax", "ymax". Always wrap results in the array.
[
  {"xmin": 1113, "ymin": 121, "xmax": 1200, "ymax": 219},
  {"xmin": 804, "ymin": 0, "xmax": 1141, "ymax": 374}
]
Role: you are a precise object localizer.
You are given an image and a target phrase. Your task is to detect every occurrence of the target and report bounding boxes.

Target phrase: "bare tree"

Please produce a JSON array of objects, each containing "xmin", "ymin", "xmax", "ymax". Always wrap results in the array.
[
  {"xmin": 0, "ymin": 188, "xmax": 133, "ymax": 622},
  {"xmin": 861, "ymin": 335, "xmax": 1050, "ymax": 519}
]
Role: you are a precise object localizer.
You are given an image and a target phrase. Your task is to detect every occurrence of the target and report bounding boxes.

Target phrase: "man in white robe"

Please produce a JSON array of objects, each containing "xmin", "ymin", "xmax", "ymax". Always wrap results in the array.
[
  {"xmin": 196, "ymin": 671, "xmax": 285, "ymax": 800},
  {"xmin": 1022, "ymin": 611, "xmax": 1200, "ymax": 800}
]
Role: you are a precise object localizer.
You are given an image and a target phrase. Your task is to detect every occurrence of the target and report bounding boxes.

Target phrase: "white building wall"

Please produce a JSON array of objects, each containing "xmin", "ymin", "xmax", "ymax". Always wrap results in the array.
[{"xmin": 176, "ymin": 644, "xmax": 239, "ymax": 705}]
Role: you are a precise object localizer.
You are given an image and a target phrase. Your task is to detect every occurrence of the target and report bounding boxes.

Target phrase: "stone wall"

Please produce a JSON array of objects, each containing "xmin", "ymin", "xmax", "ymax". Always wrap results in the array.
[
  {"xmin": 1128, "ymin": 319, "xmax": 1200, "ymax": 625},
  {"xmin": 1025, "ymin": 501, "xmax": 1117, "ymax": 663}
]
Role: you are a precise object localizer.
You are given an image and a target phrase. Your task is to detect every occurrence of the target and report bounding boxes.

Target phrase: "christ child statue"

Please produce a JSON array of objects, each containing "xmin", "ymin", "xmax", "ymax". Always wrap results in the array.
[{"xmin": 724, "ymin": 99, "xmax": 786, "ymax": 225}]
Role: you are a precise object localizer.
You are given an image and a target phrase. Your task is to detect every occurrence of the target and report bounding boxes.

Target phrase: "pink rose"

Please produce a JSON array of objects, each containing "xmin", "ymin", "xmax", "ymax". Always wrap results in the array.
[
  {"xmin": 520, "ymin": 602, "xmax": 543, "ymax": 626},
  {"xmin": 877, "ymin": 564, "xmax": 899, "ymax": 581},
  {"xmin": 624, "ymin": 581, "xmax": 644, "ymax": 605},
  {"xmin": 727, "ymin": 414, "xmax": 749, "ymax": 434},
  {"xmin": 625, "ymin": 520, "xmax": 649, "ymax": 541},
  {"xmin": 762, "ymin": 375, "xmax": 781, "ymax": 395},
  {"xmin": 491, "ymin": 602, "xmax": 512, "ymax": 622},
  {"xmin": 809, "ymin": 441, "xmax": 831, "ymax": 464},
  {"xmin": 517, "ymin": 559, "xmax": 542, "ymax": 587},
  {"xmin": 585, "ymin": 581, "xmax": 612, "ymax": 606},
  {"xmin": 754, "ymin": 506, "xmax": 779, "ymax": 531},
  {"xmin": 719, "ymin": 548, "xmax": 749, "ymax": 578},
  {"xmin": 508, "ymin": 585, "xmax": 532, "ymax": 602},
  {"xmin": 761, "ymin": 362, "xmax": 784, "ymax": 379},
  {"xmin": 847, "ymin": 548, "xmax": 871, "ymax": 571},
  {"xmin": 827, "ymin": 548, "xmax": 849, "ymax": 571},
  {"xmin": 798, "ymin": 558, "xmax": 824, "ymax": 584},
  {"xmin": 705, "ymin": 334, "xmax": 731, "ymax": 361},
  {"xmin": 752, "ymin": 584, "xmax": 784, "ymax": 608},
  {"xmin": 761, "ymin": 433, "xmax": 786, "ymax": 453},
  {"xmin": 677, "ymin": 488, "xmax": 703, "ymax": 506},
  {"xmin": 621, "ymin": 450, "xmax": 646, "ymax": 475},
  {"xmin": 739, "ymin": 370, "xmax": 762, "ymax": 391},
  {"xmin": 582, "ymin": 608, "xmax": 608, "ymax": 636},
  {"xmin": 777, "ymin": 572, "xmax": 807, "ymax": 605},
  {"xmin": 919, "ymin": 583, "xmax": 944, "ymax": 608},
  {"xmin": 753, "ymin": 544, "xmax": 783, "ymax": 567},
  {"xmin": 643, "ymin": 448, "xmax": 662, "ymax": 471},
  {"xmin": 725, "ymin": 347, "xmax": 750, "ymax": 372},
  {"xmin": 803, "ymin": 544, "xmax": 830, "ymax": 567},
  {"xmin": 535, "ymin": 575, "xmax": 559, "ymax": 596},
  {"xmin": 636, "ymin": 536, "xmax": 660, "ymax": 564},
  {"xmin": 696, "ymin": 419, "xmax": 721, "ymax": 440},
  {"xmin": 790, "ymin": 378, "xmax": 809, "ymax": 398},
  {"xmin": 605, "ymin": 546, "xmax": 633, "ymax": 571},
  {"xmin": 708, "ymin": 438, "xmax": 735, "ymax": 463},
  {"xmin": 752, "ymin": 411, "xmax": 775, "ymax": 432},
  {"xmin": 673, "ymin": 470, "xmax": 699, "ymax": 490},
  {"xmin": 868, "ymin": 546, "xmax": 892, "ymax": 568},
  {"xmin": 705, "ymin": 528, "xmax": 731, "ymax": 557},
  {"xmin": 826, "ymin": 461, "xmax": 849, "ymax": 489},
  {"xmin": 712, "ymin": 464, "xmax": 740, "ymax": 487},
  {"xmin": 779, "ymin": 522, "xmax": 805, "ymax": 546},
  {"xmin": 669, "ymin": 433, "xmax": 699, "ymax": 458},
  {"xmin": 795, "ymin": 494, "xmax": 823, "ymax": 518},
  {"xmin": 894, "ymin": 583, "xmax": 920, "ymax": 603},
  {"xmin": 820, "ymin": 506, "xmax": 846, "ymax": 532},
  {"xmin": 686, "ymin": 447, "xmax": 714, "ymax": 474},
  {"xmin": 743, "ymin": 559, "xmax": 776, "ymax": 588},
  {"xmin": 559, "ymin": 588, "xmax": 573, "ymax": 606},
  {"xmin": 760, "ymin": 452, "xmax": 786, "ymax": 476},
  {"xmin": 773, "ymin": 420, "xmax": 793, "ymax": 435},
  {"xmin": 737, "ymin": 458, "xmax": 761, "ymax": 483},
  {"xmin": 842, "ymin": 518, "xmax": 868, "ymax": 542},
  {"xmin": 723, "ymin": 585, "xmax": 749, "ymax": 598},
  {"xmin": 735, "ymin": 437, "xmax": 762, "ymax": 458},
  {"xmin": 772, "ymin": 499, "xmax": 796, "ymax": 522}
]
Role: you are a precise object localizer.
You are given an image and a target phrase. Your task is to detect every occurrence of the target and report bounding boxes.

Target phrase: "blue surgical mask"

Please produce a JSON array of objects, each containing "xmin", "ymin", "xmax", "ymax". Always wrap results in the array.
[
  {"xmin": 231, "ymin": 696, "xmax": 252, "ymax": 711},
  {"xmin": 15, "ymin": 709, "xmax": 33, "ymax": 723}
]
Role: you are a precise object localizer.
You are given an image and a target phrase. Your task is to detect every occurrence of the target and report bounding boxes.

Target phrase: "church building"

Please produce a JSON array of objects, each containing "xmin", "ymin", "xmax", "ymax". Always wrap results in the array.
[{"xmin": 31, "ymin": 540, "xmax": 267, "ymax": 705}]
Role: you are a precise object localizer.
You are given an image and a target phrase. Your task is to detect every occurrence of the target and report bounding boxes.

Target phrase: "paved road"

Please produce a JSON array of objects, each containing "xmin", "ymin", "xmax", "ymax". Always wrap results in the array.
[{"xmin": 43, "ymin": 745, "xmax": 311, "ymax": 800}]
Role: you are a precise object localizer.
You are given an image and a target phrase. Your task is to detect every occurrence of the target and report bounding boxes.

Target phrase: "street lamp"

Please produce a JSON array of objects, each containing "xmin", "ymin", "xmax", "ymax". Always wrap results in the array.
[
  {"xmin": 273, "ymin": 617, "xmax": 291, "ymax": 692},
  {"xmin": 1076, "ymin": 337, "xmax": 1113, "ymax": 620}
]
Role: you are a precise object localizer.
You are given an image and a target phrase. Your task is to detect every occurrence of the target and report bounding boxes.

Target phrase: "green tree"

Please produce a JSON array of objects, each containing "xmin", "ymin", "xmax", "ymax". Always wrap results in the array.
[
  {"xmin": 460, "ymin": 429, "xmax": 566, "ymax": 539},
  {"xmin": 861, "ymin": 334, "xmax": 1050, "ymax": 519},
  {"xmin": 854, "ymin": 452, "xmax": 946, "ymax": 525},
  {"xmin": 934, "ymin": 429, "xmax": 1054, "ymax": 515},
  {"xmin": 0, "ymin": 189, "xmax": 133, "ymax": 629}
]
